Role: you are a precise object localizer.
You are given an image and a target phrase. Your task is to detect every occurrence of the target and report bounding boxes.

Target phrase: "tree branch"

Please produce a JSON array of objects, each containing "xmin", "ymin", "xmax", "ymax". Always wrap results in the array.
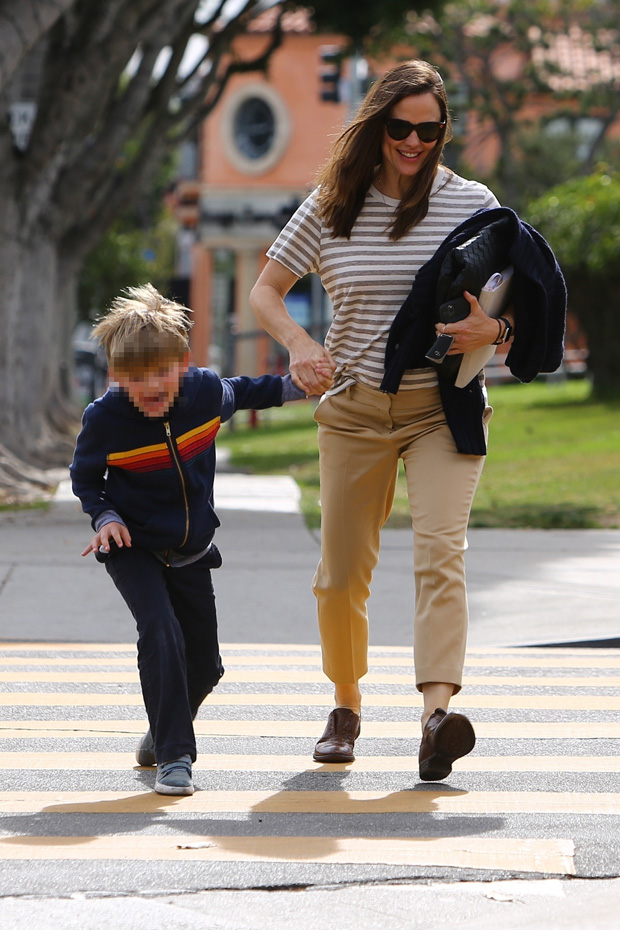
[
  {"xmin": 48, "ymin": 0, "xmax": 283, "ymax": 251},
  {"xmin": 0, "ymin": 0, "xmax": 75, "ymax": 92}
]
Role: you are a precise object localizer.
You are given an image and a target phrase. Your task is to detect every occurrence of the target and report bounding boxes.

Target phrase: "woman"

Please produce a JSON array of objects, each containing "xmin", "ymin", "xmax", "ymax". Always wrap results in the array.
[{"xmin": 250, "ymin": 60, "xmax": 513, "ymax": 781}]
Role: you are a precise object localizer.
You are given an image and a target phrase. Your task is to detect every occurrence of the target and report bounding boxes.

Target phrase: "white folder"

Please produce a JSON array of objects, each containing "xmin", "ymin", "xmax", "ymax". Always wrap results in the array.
[{"xmin": 455, "ymin": 266, "xmax": 514, "ymax": 388}]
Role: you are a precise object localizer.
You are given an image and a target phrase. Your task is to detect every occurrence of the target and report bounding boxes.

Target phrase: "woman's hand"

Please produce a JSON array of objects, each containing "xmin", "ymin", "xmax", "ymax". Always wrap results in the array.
[
  {"xmin": 250, "ymin": 259, "xmax": 336, "ymax": 394},
  {"xmin": 434, "ymin": 291, "xmax": 504, "ymax": 354},
  {"xmin": 289, "ymin": 335, "xmax": 336, "ymax": 394}
]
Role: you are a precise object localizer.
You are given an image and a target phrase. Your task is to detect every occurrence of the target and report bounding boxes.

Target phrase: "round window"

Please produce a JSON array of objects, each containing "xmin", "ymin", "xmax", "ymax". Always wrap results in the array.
[
  {"xmin": 221, "ymin": 84, "xmax": 290, "ymax": 176},
  {"xmin": 234, "ymin": 97, "xmax": 276, "ymax": 159}
]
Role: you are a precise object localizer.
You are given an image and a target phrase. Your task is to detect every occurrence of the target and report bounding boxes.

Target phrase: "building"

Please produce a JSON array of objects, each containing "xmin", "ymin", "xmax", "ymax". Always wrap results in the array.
[{"xmin": 183, "ymin": 9, "xmax": 353, "ymax": 375}]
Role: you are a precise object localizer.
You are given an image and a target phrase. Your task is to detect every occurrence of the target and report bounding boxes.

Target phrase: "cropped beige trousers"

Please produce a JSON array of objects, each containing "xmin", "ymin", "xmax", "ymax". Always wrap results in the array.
[{"xmin": 312, "ymin": 380, "xmax": 490, "ymax": 693}]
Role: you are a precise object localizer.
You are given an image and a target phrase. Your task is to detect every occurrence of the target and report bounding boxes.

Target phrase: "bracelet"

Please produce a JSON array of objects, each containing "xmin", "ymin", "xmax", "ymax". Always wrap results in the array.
[{"xmin": 498, "ymin": 316, "xmax": 513, "ymax": 344}]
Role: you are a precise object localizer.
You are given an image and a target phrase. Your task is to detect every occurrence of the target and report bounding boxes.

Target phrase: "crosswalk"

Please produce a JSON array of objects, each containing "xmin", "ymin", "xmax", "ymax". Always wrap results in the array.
[{"xmin": 2, "ymin": 641, "xmax": 620, "ymax": 891}]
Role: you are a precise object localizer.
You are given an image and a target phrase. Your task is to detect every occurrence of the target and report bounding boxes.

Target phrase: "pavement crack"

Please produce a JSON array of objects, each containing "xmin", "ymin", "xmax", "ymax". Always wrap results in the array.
[{"xmin": 0, "ymin": 564, "xmax": 15, "ymax": 599}]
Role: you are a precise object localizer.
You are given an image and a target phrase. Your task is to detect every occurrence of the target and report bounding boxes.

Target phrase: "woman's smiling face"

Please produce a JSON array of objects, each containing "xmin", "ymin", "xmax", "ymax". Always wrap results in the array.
[{"xmin": 380, "ymin": 92, "xmax": 443, "ymax": 196}]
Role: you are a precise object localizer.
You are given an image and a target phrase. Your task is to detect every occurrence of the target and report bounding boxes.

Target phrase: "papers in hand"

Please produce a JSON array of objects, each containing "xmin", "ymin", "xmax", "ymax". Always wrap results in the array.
[{"xmin": 455, "ymin": 266, "xmax": 514, "ymax": 388}]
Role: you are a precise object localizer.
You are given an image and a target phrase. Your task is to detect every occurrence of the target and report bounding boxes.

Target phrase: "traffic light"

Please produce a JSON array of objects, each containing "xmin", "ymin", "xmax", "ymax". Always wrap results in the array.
[
  {"xmin": 318, "ymin": 45, "xmax": 343, "ymax": 103},
  {"xmin": 174, "ymin": 180, "xmax": 200, "ymax": 229}
]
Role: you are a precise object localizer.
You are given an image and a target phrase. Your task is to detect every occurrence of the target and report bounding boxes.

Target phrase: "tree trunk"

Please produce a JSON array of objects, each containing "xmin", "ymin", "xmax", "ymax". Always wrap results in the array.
[
  {"xmin": 0, "ymin": 191, "xmax": 78, "ymax": 471},
  {"xmin": 567, "ymin": 273, "xmax": 620, "ymax": 397}
]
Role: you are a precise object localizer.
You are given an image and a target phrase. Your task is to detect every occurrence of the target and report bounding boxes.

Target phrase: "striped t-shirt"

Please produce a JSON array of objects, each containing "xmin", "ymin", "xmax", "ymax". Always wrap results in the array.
[{"xmin": 267, "ymin": 167, "xmax": 499, "ymax": 391}]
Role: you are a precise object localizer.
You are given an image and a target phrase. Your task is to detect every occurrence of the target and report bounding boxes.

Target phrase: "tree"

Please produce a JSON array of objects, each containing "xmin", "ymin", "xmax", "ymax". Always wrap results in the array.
[
  {"xmin": 526, "ymin": 167, "xmax": 620, "ymax": 397},
  {"xmin": 394, "ymin": 0, "xmax": 620, "ymax": 208},
  {"xmin": 302, "ymin": 0, "xmax": 436, "ymax": 48},
  {"xmin": 0, "ymin": 0, "xmax": 290, "ymax": 491},
  {"xmin": 0, "ymin": 0, "xmax": 431, "ymax": 500}
]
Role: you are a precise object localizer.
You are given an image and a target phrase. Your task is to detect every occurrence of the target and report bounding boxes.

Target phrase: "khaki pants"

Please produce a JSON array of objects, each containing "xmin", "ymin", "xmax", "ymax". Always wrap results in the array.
[{"xmin": 312, "ymin": 381, "xmax": 490, "ymax": 692}]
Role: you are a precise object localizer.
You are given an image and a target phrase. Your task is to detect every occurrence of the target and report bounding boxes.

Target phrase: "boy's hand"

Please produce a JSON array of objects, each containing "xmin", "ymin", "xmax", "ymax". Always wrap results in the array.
[
  {"xmin": 82, "ymin": 521, "xmax": 132, "ymax": 558},
  {"xmin": 313, "ymin": 358, "xmax": 336, "ymax": 392}
]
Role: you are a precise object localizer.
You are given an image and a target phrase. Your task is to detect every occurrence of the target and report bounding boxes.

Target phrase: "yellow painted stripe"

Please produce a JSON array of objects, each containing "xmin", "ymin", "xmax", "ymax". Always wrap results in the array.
[
  {"xmin": 469, "ymin": 647, "xmax": 620, "ymax": 658},
  {"xmin": 0, "ymin": 693, "xmax": 145, "ymax": 706},
  {"xmin": 0, "ymin": 671, "xmax": 415, "ymax": 683},
  {"xmin": 0, "ymin": 789, "xmax": 615, "ymax": 816},
  {"xmin": 0, "ymin": 644, "xmax": 135, "ymax": 653},
  {"xmin": 4, "ymin": 666, "xmax": 620, "ymax": 684},
  {"xmin": 1, "ymin": 752, "xmax": 619, "ymax": 774},
  {"xmin": 464, "ymin": 676, "xmax": 620, "ymax": 687},
  {"xmin": 1, "ymin": 641, "xmax": 619, "ymax": 658},
  {"xmin": 0, "ymin": 657, "xmax": 141, "ymax": 667},
  {"xmin": 465, "ymin": 656, "xmax": 620, "ymax": 669},
  {"xmin": 0, "ymin": 672, "xmax": 141, "ymax": 682},
  {"xmin": 0, "ymin": 833, "xmax": 575, "ymax": 874},
  {"xmin": 4, "ymin": 676, "xmax": 620, "ymax": 689},
  {"xmin": 0, "ymin": 643, "xmax": 322, "ymax": 653},
  {"xmin": 3, "ymin": 653, "xmax": 620, "ymax": 670},
  {"xmin": 0, "ymin": 719, "xmax": 618, "ymax": 739},
  {"xmin": 3, "ymin": 691, "xmax": 620, "ymax": 710},
  {"xmin": 4, "ymin": 653, "xmax": 620, "ymax": 675}
]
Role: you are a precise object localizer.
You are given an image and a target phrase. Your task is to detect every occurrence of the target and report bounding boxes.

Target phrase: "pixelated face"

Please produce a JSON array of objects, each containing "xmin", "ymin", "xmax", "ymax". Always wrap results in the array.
[{"xmin": 114, "ymin": 358, "xmax": 188, "ymax": 418}]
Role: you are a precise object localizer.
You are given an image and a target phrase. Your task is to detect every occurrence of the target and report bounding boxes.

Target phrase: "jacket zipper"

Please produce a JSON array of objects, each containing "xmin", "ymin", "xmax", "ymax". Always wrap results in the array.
[{"xmin": 164, "ymin": 420, "xmax": 190, "ymax": 549}]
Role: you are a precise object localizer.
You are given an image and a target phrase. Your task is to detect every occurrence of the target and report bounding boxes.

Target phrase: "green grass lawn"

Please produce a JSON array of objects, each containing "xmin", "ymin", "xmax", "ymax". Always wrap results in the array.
[{"xmin": 219, "ymin": 378, "xmax": 620, "ymax": 529}]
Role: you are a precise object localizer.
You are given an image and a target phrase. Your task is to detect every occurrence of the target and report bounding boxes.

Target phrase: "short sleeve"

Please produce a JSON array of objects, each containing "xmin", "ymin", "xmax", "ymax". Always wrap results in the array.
[
  {"xmin": 267, "ymin": 190, "xmax": 322, "ymax": 277},
  {"xmin": 482, "ymin": 187, "xmax": 501, "ymax": 210}
]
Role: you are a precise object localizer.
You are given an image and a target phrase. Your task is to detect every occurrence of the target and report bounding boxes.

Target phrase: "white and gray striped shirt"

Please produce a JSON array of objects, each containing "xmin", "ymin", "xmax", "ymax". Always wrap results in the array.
[{"xmin": 267, "ymin": 167, "xmax": 499, "ymax": 391}]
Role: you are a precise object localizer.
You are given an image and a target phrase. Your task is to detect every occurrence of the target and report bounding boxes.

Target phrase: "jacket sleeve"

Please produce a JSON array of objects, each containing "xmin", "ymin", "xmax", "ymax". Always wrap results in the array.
[
  {"xmin": 220, "ymin": 374, "xmax": 290, "ymax": 423},
  {"xmin": 69, "ymin": 406, "xmax": 113, "ymax": 528},
  {"xmin": 506, "ymin": 222, "xmax": 567, "ymax": 382}
]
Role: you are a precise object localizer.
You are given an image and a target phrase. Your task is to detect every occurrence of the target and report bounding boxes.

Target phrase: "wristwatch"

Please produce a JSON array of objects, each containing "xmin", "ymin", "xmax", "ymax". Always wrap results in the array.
[{"xmin": 496, "ymin": 317, "xmax": 513, "ymax": 344}]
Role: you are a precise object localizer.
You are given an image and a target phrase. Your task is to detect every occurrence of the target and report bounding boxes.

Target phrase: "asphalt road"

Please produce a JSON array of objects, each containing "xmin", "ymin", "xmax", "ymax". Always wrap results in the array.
[{"xmin": 1, "ymin": 477, "xmax": 620, "ymax": 927}]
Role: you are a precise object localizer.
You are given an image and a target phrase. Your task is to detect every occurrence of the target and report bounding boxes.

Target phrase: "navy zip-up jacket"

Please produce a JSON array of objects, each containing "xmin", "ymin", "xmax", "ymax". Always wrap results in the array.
[{"xmin": 71, "ymin": 367, "xmax": 292, "ymax": 555}]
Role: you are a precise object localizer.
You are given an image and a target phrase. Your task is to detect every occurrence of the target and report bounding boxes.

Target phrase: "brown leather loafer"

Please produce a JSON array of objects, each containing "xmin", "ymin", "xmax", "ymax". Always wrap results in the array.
[
  {"xmin": 313, "ymin": 707, "xmax": 361, "ymax": 763},
  {"xmin": 418, "ymin": 708, "xmax": 475, "ymax": 781}
]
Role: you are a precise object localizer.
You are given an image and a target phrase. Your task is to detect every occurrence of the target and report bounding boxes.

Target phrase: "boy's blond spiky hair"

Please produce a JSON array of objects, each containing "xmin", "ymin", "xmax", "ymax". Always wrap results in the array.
[{"xmin": 92, "ymin": 283, "xmax": 193, "ymax": 372}]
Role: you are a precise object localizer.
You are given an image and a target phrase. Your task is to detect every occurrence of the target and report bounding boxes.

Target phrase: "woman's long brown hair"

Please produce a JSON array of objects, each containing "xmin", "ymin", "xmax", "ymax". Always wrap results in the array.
[{"xmin": 315, "ymin": 60, "xmax": 453, "ymax": 240}]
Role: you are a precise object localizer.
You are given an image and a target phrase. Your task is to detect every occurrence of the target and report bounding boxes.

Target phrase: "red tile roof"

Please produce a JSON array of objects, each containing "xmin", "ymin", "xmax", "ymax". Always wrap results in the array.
[
  {"xmin": 248, "ymin": 5, "xmax": 314, "ymax": 34},
  {"xmin": 531, "ymin": 24, "xmax": 620, "ymax": 90}
]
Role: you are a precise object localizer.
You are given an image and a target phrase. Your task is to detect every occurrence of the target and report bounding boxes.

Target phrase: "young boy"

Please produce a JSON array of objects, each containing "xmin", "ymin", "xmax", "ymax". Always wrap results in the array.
[{"xmin": 70, "ymin": 283, "xmax": 305, "ymax": 796}]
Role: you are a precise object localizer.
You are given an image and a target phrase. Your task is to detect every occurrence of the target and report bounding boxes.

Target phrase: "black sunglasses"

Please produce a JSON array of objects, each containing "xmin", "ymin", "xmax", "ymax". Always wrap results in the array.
[{"xmin": 384, "ymin": 118, "xmax": 446, "ymax": 143}]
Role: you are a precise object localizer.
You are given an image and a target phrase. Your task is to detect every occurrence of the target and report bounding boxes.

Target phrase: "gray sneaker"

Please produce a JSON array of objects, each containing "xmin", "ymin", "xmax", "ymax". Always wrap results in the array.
[
  {"xmin": 154, "ymin": 754, "xmax": 194, "ymax": 796},
  {"xmin": 135, "ymin": 728, "xmax": 156, "ymax": 767}
]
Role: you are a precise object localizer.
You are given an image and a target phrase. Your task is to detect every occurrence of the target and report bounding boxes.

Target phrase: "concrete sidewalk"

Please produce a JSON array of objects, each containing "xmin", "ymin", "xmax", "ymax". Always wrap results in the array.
[{"xmin": 1, "ymin": 471, "xmax": 618, "ymax": 648}]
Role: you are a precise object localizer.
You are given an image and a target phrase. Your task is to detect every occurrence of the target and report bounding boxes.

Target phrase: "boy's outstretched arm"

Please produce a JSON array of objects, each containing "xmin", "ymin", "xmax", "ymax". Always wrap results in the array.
[{"xmin": 220, "ymin": 373, "xmax": 307, "ymax": 424}]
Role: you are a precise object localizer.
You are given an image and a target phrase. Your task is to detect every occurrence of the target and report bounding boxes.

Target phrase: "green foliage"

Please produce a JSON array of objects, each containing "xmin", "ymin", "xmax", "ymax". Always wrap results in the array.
[
  {"xmin": 77, "ymin": 213, "xmax": 176, "ymax": 321},
  {"xmin": 474, "ymin": 124, "xmax": 584, "ymax": 209},
  {"xmin": 78, "ymin": 150, "xmax": 178, "ymax": 320},
  {"xmin": 526, "ymin": 167, "xmax": 620, "ymax": 274},
  {"xmin": 306, "ymin": 0, "xmax": 435, "ymax": 48}
]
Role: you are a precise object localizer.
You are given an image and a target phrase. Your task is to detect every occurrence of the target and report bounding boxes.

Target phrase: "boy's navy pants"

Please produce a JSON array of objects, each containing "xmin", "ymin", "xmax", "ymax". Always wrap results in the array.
[{"xmin": 106, "ymin": 546, "xmax": 224, "ymax": 763}]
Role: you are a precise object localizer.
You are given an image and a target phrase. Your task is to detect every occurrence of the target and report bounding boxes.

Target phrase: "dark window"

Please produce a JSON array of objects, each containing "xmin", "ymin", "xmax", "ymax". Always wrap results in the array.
[{"xmin": 234, "ymin": 97, "xmax": 276, "ymax": 159}]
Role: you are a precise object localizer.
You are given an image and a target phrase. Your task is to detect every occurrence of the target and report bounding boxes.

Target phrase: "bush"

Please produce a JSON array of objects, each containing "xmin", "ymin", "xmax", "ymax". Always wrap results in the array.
[
  {"xmin": 526, "ymin": 166, "xmax": 620, "ymax": 274},
  {"xmin": 526, "ymin": 167, "xmax": 620, "ymax": 396}
]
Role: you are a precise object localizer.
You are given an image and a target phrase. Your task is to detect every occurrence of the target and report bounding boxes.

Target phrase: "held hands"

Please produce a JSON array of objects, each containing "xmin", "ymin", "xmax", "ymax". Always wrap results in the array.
[
  {"xmin": 81, "ymin": 521, "xmax": 132, "ymax": 558},
  {"xmin": 434, "ymin": 291, "xmax": 501, "ymax": 355},
  {"xmin": 289, "ymin": 336, "xmax": 336, "ymax": 395}
]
